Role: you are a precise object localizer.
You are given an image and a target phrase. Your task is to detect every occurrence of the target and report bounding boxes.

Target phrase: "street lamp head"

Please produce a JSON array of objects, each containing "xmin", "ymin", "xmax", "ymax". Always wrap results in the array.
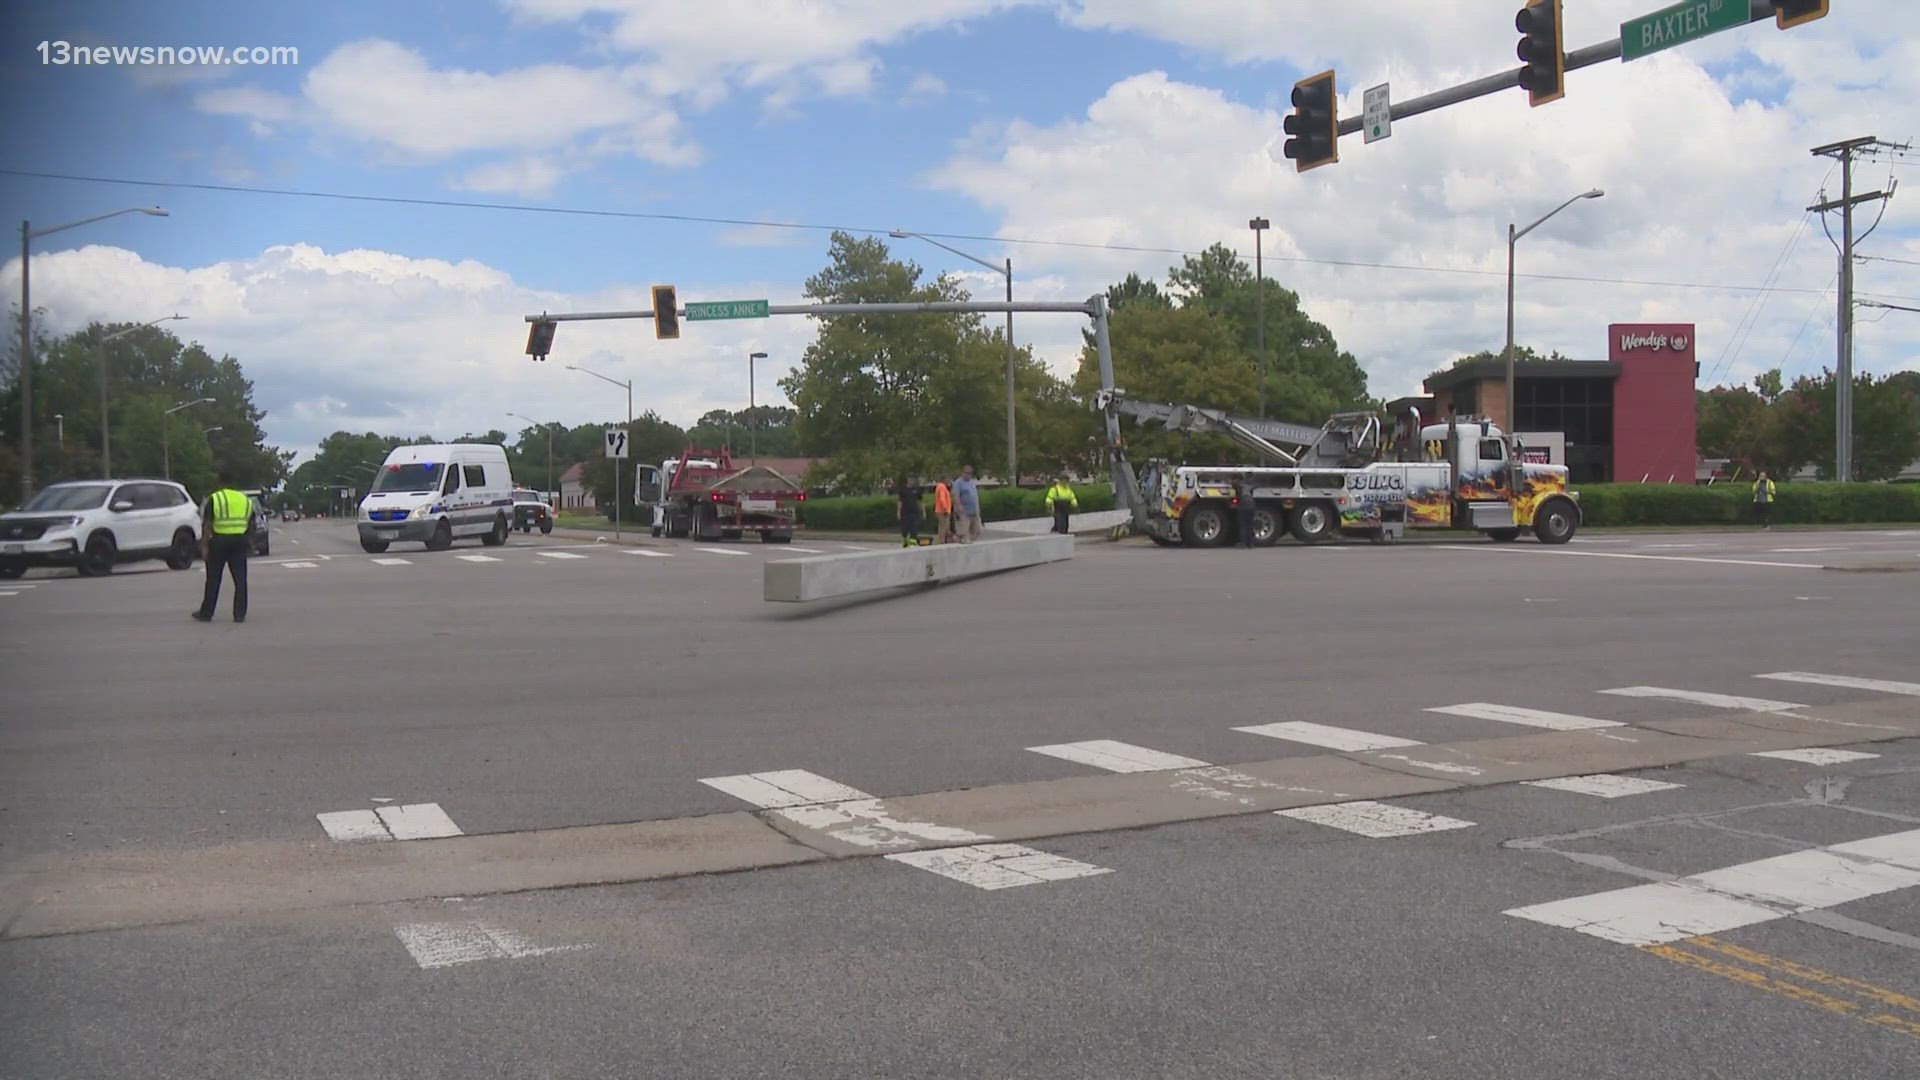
[
  {"xmin": 1249, "ymin": 217, "xmax": 1270, "ymax": 230},
  {"xmin": 750, "ymin": 351, "xmax": 768, "ymax": 360},
  {"xmin": 888, "ymin": 230, "xmax": 912, "ymax": 239},
  {"xmin": 141, "ymin": 207, "xmax": 169, "ymax": 217},
  {"xmin": 1582, "ymin": 189, "xmax": 1604, "ymax": 200}
]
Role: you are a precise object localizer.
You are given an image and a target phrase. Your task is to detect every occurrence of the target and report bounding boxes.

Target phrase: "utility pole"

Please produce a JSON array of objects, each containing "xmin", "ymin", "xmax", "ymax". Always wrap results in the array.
[{"xmin": 1809, "ymin": 136, "xmax": 1904, "ymax": 482}]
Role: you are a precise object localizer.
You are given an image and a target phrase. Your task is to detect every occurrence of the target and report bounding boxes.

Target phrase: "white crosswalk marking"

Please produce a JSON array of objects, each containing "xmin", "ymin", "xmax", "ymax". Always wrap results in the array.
[
  {"xmin": 377, "ymin": 803, "xmax": 464, "ymax": 840},
  {"xmin": 700, "ymin": 769, "xmax": 871, "ymax": 808},
  {"xmin": 536, "ymin": 551, "xmax": 588, "ymax": 560},
  {"xmin": 393, "ymin": 921, "xmax": 591, "ymax": 969},
  {"xmin": 455, "ymin": 554, "xmax": 501, "ymax": 563},
  {"xmin": 1275, "ymin": 801, "xmax": 1474, "ymax": 838},
  {"xmin": 695, "ymin": 546, "xmax": 748, "ymax": 556},
  {"xmin": 1027, "ymin": 740, "xmax": 1210, "ymax": 773},
  {"xmin": 784, "ymin": 546, "xmax": 826, "ymax": 553},
  {"xmin": 885, "ymin": 844, "xmax": 1112, "ymax": 890},
  {"xmin": 282, "ymin": 561, "xmax": 318, "ymax": 568},
  {"xmin": 1750, "ymin": 748, "xmax": 1880, "ymax": 765},
  {"xmin": 316, "ymin": 809, "xmax": 390, "ymax": 842},
  {"xmin": 1233, "ymin": 722, "xmax": 1422, "ymax": 752},
  {"xmin": 1757, "ymin": 671, "xmax": 1920, "ymax": 697},
  {"xmin": 623, "ymin": 548, "xmax": 673, "ymax": 557},
  {"xmin": 1506, "ymin": 829, "xmax": 1920, "ymax": 946},
  {"xmin": 704, "ymin": 767, "xmax": 1112, "ymax": 884},
  {"xmin": 0, "ymin": 591, "xmax": 18, "ymax": 597},
  {"xmin": 371, "ymin": 557, "xmax": 412, "ymax": 566},
  {"xmin": 1522, "ymin": 774, "xmax": 1684, "ymax": 798},
  {"xmin": 1427, "ymin": 702, "xmax": 1624, "ymax": 731},
  {"xmin": 1599, "ymin": 686, "xmax": 1803, "ymax": 712}
]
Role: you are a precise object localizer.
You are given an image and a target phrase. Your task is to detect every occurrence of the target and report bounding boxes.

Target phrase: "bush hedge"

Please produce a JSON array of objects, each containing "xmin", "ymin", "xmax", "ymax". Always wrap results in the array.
[
  {"xmin": 799, "ymin": 484, "xmax": 1116, "ymax": 530},
  {"xmin": 1573, "ymin": 481, "xmax": 1920, "ymax": 527}
]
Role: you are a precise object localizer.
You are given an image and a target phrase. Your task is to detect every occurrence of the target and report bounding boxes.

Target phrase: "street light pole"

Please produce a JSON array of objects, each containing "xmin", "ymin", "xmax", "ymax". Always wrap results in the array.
[
  {"xmin": 891, "ymin": 230, "xmax": 1018, "ymax": 486},
  {"xmin": 508, "ymin": 412, "xmax": 554, "ymax": 504},
  {"xmin": 97, "ymin": 314, "xmax": 187, "ymax": 479},
  {"xmin": 748, "ymin": 351, "xmax": 767, "ymax": 465},
  {"xmin": 160, "ymin": 397, "xmax": 213, "ymax": 481},
  {"xmin": 566, "ymin": 364, "xmax": 631, "ymax": 540},
  {"xmin": 1249, "ymin": 217, "xmax": 1269, "ymax": 417},
  {"xmin": 1503, "ymin": 189, "xmax": 1603, "ymax": 433},
  {"xmin": 18, "ymin": 207, "xmax": 168, "ymax": 501}
]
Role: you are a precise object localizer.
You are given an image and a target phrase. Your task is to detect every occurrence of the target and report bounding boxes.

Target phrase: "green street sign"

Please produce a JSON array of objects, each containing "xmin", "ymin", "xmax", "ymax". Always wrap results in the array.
[
  {"xmin": 1621, "ymin": 0, "xmax": 1747, "ymax": 62},
  {"xmin": 684, "ymin": 299, "xmax": 770, "ymax": 321}
]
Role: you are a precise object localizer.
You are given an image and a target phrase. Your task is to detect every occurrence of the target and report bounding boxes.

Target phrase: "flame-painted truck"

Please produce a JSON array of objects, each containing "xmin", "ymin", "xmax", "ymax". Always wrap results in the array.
[
  {"xmin": 1098, "ymin": 390, "xmax": 1581, "ymax": 548},
  {"xmin": 634, "ymin": 447, "xmax": 805, "ymax": 543}
]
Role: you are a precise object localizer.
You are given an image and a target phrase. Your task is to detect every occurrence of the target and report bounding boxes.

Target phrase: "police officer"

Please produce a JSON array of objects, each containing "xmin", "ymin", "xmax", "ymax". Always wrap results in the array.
[
  {"xmin": 193, "ymin": 469, "xmax": 257, "ymax": 623},
  {"xmin": 1045, "ymin": 475, "xmax": 1079, "ymax": 534},
  {"xmin": 1234, "ymin": 473, "xmax": 1258, "ymax": 549}
]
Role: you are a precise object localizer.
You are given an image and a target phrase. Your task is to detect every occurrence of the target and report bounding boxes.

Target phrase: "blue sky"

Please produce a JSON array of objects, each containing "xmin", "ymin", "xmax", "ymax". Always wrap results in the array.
[{"xmin": 2, "ymin": 1, "xmax": 1914, "ymax": 458}]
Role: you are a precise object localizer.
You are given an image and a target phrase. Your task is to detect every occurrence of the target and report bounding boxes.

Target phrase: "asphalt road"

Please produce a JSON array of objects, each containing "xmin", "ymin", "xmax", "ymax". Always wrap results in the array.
[{"xmin": 2, "ymin": 520, "xmax": 1917, "ymax": 1077}]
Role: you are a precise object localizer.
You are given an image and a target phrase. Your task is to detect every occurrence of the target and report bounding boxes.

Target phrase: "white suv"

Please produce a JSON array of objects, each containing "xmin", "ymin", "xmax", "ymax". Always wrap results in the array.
[{"xmin": 0, "ymin": 479, "xmax": 202, "ymax": 578}]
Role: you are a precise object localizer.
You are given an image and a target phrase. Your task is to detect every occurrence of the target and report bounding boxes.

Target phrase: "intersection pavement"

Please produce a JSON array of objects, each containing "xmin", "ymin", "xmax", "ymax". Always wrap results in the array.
[{"xmin": 1, "ymin": 521, "xmax": 1917, "ymax": 1077}]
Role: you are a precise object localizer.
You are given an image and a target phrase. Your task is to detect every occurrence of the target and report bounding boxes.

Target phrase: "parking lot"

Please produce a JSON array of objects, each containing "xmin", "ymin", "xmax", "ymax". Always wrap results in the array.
[{"xmin": 3, "ymin": 521, "xmax": 1917, "ymax": 1078}]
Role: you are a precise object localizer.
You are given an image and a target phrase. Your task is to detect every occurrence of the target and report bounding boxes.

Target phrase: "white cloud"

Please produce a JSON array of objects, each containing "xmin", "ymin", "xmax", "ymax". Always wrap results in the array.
[
  {"xmin": 931, "ymin": 47, "xmax": 1920, "ymax": 401},
  {"xmin": 504, "ymin": 0, "xmax": 1035, "ymax": 106},
  {"xmin": 195, "ymin": 86, "xmax": 297, "ymax": 132},
  {"xmin": 0, "ymin": 244, "xmax": 821, "ymax": 460},
  {"xmin": 451, "ymin": 157, "xmax": 569, "ymax": 197},
  {"xmin": 902, "ymin": 73, "xmax": 949, "ymax": 105}
]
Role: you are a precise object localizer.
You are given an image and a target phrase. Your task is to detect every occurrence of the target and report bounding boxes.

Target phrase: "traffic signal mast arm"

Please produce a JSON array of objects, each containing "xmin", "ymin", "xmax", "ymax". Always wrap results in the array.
[{"xmin": 1331, "ymin": 1, "xmax": 1823, "ymax": 142}]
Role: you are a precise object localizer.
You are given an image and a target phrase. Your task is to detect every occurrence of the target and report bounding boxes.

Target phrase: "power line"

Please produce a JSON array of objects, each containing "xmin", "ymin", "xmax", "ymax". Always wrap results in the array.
[
  {"xmin": 1858, "ymin": 254, "xmax": 1920, "ymax": 267},
  {"xmin": 6, "ymin": 167, "xmax": 1913, "ymax": 302}
]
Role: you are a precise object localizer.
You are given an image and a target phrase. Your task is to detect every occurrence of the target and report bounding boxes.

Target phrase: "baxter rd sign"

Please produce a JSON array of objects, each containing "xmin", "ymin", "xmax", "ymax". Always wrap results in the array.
[{"xmin": 1621, "ymin": 0, "xmax": 1747, "ymax": 62}]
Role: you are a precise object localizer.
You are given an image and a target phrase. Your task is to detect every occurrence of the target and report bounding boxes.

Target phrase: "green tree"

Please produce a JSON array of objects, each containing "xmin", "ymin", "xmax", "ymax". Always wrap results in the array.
[
  {"xmin": 1106, "ymin": 273, "xmax": 1172, "ymax": 312},
  {"xmin": 1777, "ymin": 370, "xmax": 1920, "ymax": 481},
  {"xmin": 1149, "ymin": 244, "xmax": 1369, "ymax": 423},
  {"xmin": 1446, "ymin": 344, "xmax": 1576, "ymax": 367},
  {"xmin": 1073, "ymin": 303, "xmax": 1256, "ymax": 464},
  {"xmin": 581, "ymin": 411, "xmax": 687, "ymax": 517},
  {"xmin": 1696, "ymin": 369, "xmax": 1802, "ymax": 479},
  {"xmin": 1, "ymin": 320, "xmax": 284, "ymax": 497}
]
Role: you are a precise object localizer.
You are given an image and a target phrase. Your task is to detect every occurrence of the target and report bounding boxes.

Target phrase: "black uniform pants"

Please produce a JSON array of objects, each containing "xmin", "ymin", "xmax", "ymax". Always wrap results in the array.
[
  {"xmin": 1237, "ymin": 506, "xmax": 1257, "ymax": 547},
  {"xmin": 198, "ymin": 535, "xmax": 250, "ymax": 619},
  {"xmin": 1052, "ymin": 506, "xmax": 1071, "ymax": 534}
]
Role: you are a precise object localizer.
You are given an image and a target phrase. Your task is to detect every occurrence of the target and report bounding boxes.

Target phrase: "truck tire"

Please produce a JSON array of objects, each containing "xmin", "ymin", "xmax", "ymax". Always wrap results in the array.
[
  {"xmin": 762, "ymin": 531, "xmax": 793, "ymax": 544},
  {"xmin": 721, "ymin": 529, "xmax": 743, "ymax": 541},
  {"xmin": 1251, "ymin": 507, "xmax": 1281, "ymax": 547},
  {"xmin": 1288, "ymin": 503, "xmax": 1336, "ymax": 544},
  {"xmin": 1180, "ymin": 504, "xmax": 1229, "ymax": 547},
  {"xmin": 361, "ymin": 538, "xmax": 390, "ymax": 554},
  {"xmin": 1533, "ymin": 498, "xmax": 1578, "ymax": 545}
]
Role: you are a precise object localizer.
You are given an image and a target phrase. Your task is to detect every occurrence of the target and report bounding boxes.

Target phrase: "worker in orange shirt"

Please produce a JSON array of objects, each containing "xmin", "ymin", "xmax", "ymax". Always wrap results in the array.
[{"xmin": 932, "ymin": 476, "xmax": 955, "ymax": 543}]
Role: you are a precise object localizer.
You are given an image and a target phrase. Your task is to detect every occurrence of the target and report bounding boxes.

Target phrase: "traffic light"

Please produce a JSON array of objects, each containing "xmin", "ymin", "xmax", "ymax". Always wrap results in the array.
[
  {"xmin": 1282, "ymin": 70, "xmax": 1338, "ymax": 173},
  {"xmin": 525, "ymin": 318, "xmax": 556, "ymax": 360},
  {"xmin": 652, "ymin": 285, "xmax": 679, "ymax": 340},
  {"xmin": 1774, "ymin": 1, "xmax": 1828, "ymax": 29},
  {"xmin": 1515, "ymin": 0, "xmax": 1565, "ymax": 108}
]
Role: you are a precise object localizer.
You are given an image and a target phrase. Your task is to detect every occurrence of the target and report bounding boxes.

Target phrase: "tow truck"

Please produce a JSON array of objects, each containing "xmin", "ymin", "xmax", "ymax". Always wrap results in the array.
[
  {"xmin": 1098, "ymin": 390, "xmax": 1580, "ymax": 547},
  {"xmin": 635, "ymin": 447, "xmax": 805, "ymax": 543}
]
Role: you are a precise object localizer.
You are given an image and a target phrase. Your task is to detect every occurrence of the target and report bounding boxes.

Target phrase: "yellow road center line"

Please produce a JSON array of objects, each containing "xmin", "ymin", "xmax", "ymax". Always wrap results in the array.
[
  {"xmin": 1687, "ymin": 936, "xmax": 1920, "ymax": 1015},
  {"xmin": 1641, "ymin": 939, "xmax": 1920, "ymax": 1041}
]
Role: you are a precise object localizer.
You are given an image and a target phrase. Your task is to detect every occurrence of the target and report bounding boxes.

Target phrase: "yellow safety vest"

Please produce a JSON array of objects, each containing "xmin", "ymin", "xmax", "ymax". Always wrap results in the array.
[
  {"xmin": 210, "ymin": 488, "xmax": 252, "ymax": 536},
  {"xmin": 1046, "ymin": 484, "xmax": 1078, "ymax": 510}
]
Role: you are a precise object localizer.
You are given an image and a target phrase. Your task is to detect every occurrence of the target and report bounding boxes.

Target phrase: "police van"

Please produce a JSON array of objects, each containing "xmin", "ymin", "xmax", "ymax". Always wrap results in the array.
[{"xmin": 358, "ymin": 444, "xmax": 515, "ymax": 553}]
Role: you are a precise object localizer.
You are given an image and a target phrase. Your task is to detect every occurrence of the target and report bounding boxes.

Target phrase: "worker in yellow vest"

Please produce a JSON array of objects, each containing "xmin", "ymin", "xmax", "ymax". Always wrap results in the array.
[
  {"xmin": 193, "ymin": 468, "xmax": 258, "ymax": 623},
  {"xmin": 1751, "ymin": 470, "xmax": 1776, "ymax": 530},
  {"xmin": 1046, "ymin": 476, "xmax": 1079, "ymax": 535}
]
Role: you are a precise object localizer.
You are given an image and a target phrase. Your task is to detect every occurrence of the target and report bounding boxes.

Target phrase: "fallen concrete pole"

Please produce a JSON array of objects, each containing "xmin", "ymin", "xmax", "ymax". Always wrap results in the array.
[{"xmin": 765, "ymin": 534, "xmax": 1074, "ymax": 603}]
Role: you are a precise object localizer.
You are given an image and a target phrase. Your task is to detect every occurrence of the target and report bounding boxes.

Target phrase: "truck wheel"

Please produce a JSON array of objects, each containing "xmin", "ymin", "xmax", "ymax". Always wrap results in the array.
[
  {"xmin": 426, "ymin": 520, "xmax": 454, "ymax": 551},
  {"xmin": 361, "ymin": 538, "xmax": 390, "ymax": 554},
  {"xmin": 721, "ymin": 529, "xmax": 743, "ymax": 542},
  {"xmin": 1533, "ymin": 499, "xmax": 1578, "ymax": 545},
  {"xmin": 1147, "ymin": 534, "xmax": 1175, "ymax": 547},
  {"xmin": 0, "ymin": 561, "xmax": 24, "ymax": 579},
  {"xmin": 1487, "ymin": 528, "xmax": 1521, "ymax": 543},
  {"xmin": 540, "ymin": 521, "xmax": 552, "ymax": 535},
  {"xmin": 1180, "ymin": 505, "xmax": 1229, "ymax": 547},
  {"xmin": 1251, "ymin": 507, "xmax": 1281, "ymax": 547},
  {"xmin": 1288, "ymin": 503, "xmax": 1336, "ymax": 544}
]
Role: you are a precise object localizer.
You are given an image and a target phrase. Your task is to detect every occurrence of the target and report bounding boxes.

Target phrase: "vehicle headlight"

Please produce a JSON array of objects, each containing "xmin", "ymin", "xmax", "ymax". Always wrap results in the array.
[{"xmin": 48, "ymin": 515, "xmax": 83, "ymax": 532}]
